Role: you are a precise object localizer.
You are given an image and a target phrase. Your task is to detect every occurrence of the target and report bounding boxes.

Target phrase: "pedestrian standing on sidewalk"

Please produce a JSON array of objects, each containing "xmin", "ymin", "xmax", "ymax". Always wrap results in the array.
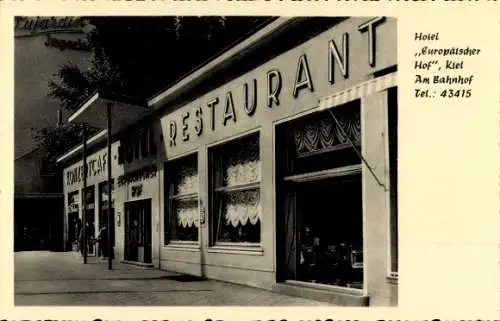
[
  {"xmin": 98, "ymin": 224, "xmax": 108, "ymax": 258},
  {"xmin": 78, "ymin": 223, "xmax": 84, "ymax": 255}
]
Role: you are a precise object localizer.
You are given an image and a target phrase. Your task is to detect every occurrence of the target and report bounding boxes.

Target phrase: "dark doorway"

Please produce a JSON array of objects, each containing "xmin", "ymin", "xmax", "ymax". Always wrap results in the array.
[
  {"xmin": 68, "ymin": 212, "xmax": 79, "ymax": 250},
  {"xmin": 14, "ymin": 197, "xmax": 64, "ymax": 252},
  {"xmin": 124, "ymin": 199, "xmax": 152, "ymax": 263},
  {"xmin": 85, "ymin": 209, "xmax": 96, "ymax": 255},
  {"xmin": 99, "ymin": 208, "xmax": 116, "ymax": 247}
]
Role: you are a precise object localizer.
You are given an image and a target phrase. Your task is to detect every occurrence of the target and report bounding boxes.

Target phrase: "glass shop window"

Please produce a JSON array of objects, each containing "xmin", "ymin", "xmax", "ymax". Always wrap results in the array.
[
  {"xmin": 210, "ymin": 132, "xmax": 261, "ymax": 245},
  {"xmin": 276, "ymin": 101, "xmax": 363, "ymax": 289},
  {"xmin": 68, "ymin": 191, "xmax": 79, "ymax": 213},
  {"xmin": 82, "ymin": 186, "xmax": 96, "ymax": 239},
  {"xmin": 165, "ymin": 153, "xmax": 199, "ymax": 243},
  {"xmin": 99, "ymin": 180, "xmax": 115, "ymax": 247},
  {"xmin": 118, "ymin": 127, "xmax": 157, "ymax": 165},
  {"xmin": 67, "ymin": 191, "xmax": 81, "ymax": 245}
]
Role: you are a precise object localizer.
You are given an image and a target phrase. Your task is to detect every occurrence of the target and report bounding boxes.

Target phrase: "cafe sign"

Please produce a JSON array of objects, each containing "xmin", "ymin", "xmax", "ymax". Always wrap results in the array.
[{"xmin": 66, "ymin": 153, "xmax": 108, "ymax": 187}]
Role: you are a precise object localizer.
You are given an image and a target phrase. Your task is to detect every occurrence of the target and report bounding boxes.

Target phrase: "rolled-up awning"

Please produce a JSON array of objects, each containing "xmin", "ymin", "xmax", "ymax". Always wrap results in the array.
[{"xmin": 318, "ymin": 72, "xmax": 397, "ymax": 111}]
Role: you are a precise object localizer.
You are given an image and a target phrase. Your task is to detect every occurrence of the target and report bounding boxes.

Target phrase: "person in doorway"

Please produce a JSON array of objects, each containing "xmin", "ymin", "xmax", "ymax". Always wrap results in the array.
[
  {"xmin": 299, "ymin": 225, "xmax": 317, "ymax": 282},
  {"xmin": 97, "ymin": 224, "xmax": 109, "ymax": 258},
  {"xmin": 79, "ymin": 222, "xmax": 93, "ymax": 256},
  {"xmin": 127, "ymin": 219, "xmax": 139, "ymax": 261},
  {"xmin": 75, "ymin": 218, "xmax": 82, "ymax": 252},
  {"xmin": 299, "ymin": 225, "xmax": 328, "ymax": 283},
  {"xmin": 78, "ymin": 222, "xmax": 84, "ymax": 256}
]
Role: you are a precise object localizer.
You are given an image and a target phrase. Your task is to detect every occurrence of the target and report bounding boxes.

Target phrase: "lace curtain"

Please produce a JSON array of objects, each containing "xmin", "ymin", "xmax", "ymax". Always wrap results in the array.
[
  {"xmin": 219, "ymin": 136, "xmax": 261, "ymax": 227},
  {"xmin": 172, "ymin": 163, "xmax": 199, "ymax": 229},
  {"xmin": 175, "ymin": 165, "xmax": 199, "ymax": 195},
  {"xmin": 224, "ymin": 139, "xmax": 261, "ymax": 186},
  {"xmin": 176, "ymin": 199, "xmax": 199, "ymax": 228},
  {"xmin": 223, "ymin": 189, "xmax": 260, "ymax": 227},
  {"xmin": 293, "ymin": 111, "xmax": 361, "ymax": 155}
]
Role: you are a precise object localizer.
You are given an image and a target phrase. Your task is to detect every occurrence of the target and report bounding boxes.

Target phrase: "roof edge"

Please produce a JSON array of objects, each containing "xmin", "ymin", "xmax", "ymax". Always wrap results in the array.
[
  {"xmin": 56, "ymin": 129, "xmax": 107, "ymax": 164},
  {"xmin": 67, "ymin": 90, "xmax": 148, "ymax": 124},
  {"xmin": 146, "ymin": 17, "xmax": 296, "ymax": 109}
]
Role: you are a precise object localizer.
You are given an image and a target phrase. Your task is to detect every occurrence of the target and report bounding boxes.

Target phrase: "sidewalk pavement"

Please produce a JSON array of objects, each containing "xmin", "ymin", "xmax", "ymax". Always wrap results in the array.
[{"xmin": 15, "ymin": 251, "xmax": 335, "ymax": 306}]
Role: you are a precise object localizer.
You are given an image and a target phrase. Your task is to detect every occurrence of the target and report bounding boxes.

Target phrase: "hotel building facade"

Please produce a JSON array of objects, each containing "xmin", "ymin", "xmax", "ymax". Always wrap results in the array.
[{"xmin": 57, "ymin": 17, "xmax": 398, "ymax": 306}]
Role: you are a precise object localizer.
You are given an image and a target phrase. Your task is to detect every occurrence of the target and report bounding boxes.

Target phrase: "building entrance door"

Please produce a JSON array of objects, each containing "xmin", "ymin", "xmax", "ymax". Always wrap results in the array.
[
  {"xmin": 85, "ymin": 209, "xmax": 96, "ymax": 255},
  {"xmin": 68, "ymin": 212, "xmax": 79, "ymax": 250},
  {"xmin": 124, "ymin": 199, "xmax": 152, "ymax": 263}
]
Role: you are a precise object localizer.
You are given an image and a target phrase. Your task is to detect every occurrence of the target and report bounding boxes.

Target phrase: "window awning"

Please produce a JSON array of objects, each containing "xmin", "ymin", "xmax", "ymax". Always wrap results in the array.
[
  {"xmin": 318, "ymin": 72, "xmax": 397, "ymax": 111},
  {"xmin": 318, "ymin": 72, "xmax": 397, "ymax": 192}
]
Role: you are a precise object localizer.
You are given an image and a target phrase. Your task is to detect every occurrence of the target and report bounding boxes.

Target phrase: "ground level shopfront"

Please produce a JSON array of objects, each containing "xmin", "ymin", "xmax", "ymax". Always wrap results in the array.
[
  {"xmin": 155, "ymin": 16, "xmax": 398, "ymax": 306},
  {"xmin": 60, "ymin": 17, "xmax": 398, "ymax": 306},
  {"xmin": 60, "ymin": 124, "xmax": 162, "ymax": 266}
]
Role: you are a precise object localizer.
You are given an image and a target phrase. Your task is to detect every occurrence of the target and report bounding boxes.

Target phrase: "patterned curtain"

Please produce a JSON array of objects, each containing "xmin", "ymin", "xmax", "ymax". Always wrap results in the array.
[
  {"xmin": 173, "ymin": 163, "xmax": 199, "ymax": 228},
  {"xmin": 220, "ymin": 137, "xmax": 261, "ymax": 227},
  {"xmin": 176, "ymin": 199, "xmax": 199, "ymax": 228},
  {"xmin": 224, "ymin": 139, "xmax": 261, "ymax": 186},
  {"xmin": 293, "ymin": 110, "xmax": 361, "ymax": 155},
  {"xmin": 223, "ymin": 189, "xmax": 260, "ymax": 227},
  {"xmin": 175, "ymin": 165, "xmax": 199, "ymax": 195}
]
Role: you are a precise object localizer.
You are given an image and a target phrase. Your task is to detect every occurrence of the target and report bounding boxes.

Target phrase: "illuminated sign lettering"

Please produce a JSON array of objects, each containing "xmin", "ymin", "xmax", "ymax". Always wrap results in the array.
[{"xmin": 167, "ymin": 17, "xmax": 386, "ymax": 147}]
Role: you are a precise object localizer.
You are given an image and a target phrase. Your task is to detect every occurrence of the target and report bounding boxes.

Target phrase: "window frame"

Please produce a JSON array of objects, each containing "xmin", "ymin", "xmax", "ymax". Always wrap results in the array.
[
  {"xmin": 98, "ymin": 179, "xmax": 116, "ymax": 247},
  {"xmin": 275, "ymin": 100, "xmax": 365, "ymax": 290},
  {"xmin": 208, "ymin": 130, "xmax": 262, "ymax": 248},
  {"xmin": 164, "ymin": 152, "xmax": 200, "ymax": 245},
  {"xmin": 67, "ymin": 190, "xmax": 79, "ymax": 213}
]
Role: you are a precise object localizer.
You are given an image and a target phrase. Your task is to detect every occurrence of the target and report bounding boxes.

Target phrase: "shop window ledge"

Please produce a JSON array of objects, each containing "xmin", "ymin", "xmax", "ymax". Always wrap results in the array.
[
  {"xmin": 164, "ymin": 242, "xmax": 201, "ymax": 252},
  {"xmin": 161, "ymin": 274, "xmax": 207, "ymax": 282},
  {"xmin": 120, "ymin": 260, "xmax": 154, "ymax": 268},
  {"xmin": 207, "ymin": 244, "xmax": 264, "ymax": 256},
  {"xmin": 272, "ymin": 281, "xmax": 368, "ymax": 306}
]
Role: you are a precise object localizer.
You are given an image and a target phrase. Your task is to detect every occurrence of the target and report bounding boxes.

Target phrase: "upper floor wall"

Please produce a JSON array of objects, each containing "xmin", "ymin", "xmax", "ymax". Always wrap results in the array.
[{"xmin": 160, "ymin": 17, "xmax": 397, "ymax": 158}]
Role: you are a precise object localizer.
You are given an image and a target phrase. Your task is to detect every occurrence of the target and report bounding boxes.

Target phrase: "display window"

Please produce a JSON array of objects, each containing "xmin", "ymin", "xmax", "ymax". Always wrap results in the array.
[
  {"xmin": 209, "ymin": 132, "xmax": 261, "ymax": 244},
  {"xmin": 276, "ymin": 101, "xmax": 363, "ymax": 289},
  {"xmin": 118, "ymin": 127, "xmax": 157, "ymax": 165},
  {"xmin": 68, "ymin": 191, "xmax": 79, "ymax": 213},
  {"xmin": 67, "ymin": 191, "xmax": 80, "ymax": 245},
  {"xmin": 82, "ymin": 186, "xmax": 96, "ymax": 254},
  {"xmin": 99, "ymin": 180, "xmax": 115, "ymax": 247},
  {"xmin": 165, "ymin": 153, "xmax": 199, "ymax": 242}
]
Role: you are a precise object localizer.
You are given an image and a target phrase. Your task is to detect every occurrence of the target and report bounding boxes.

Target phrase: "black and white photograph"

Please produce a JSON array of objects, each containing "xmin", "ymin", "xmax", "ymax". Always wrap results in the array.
[{"xmin": 14, "ymin": 16, "xmax": 398, "ymax": 307}]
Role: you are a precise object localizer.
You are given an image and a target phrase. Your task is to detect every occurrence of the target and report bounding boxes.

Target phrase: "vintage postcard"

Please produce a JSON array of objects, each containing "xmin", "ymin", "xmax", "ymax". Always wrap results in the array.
[{"xmin": 0, "ymin": 3, "xmax": 498, "ymax": 321}]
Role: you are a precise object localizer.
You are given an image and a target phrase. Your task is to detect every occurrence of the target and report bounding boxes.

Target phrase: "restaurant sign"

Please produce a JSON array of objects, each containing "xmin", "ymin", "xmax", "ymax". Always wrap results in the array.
[{"xmin": 166, "ymin": 17, "xmax": 387, "ymax": 147}]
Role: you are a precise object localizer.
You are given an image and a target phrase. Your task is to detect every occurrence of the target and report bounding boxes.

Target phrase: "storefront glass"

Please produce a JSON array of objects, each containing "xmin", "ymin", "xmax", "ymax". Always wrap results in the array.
[
  {"xmin": 165, "ymin": 154, "xmax": 199, "ymax": 242},
  {"xmin": 277, "ymin": 101, "xmax": 363, "ymax": 288},
  {"xmin": 210, "ymin": 133, "xmax": 261, "ymax": 244},
  {"xmin": 67, "ymin": 191, "xmax": 80, "ymax": 246},
  {"xmin": 99, "ymin": 180, "xmax": 115, "ymax": 247},
  {"xmin": 83, "ymin": 185, "xmax": 96, "ymax": 254}
]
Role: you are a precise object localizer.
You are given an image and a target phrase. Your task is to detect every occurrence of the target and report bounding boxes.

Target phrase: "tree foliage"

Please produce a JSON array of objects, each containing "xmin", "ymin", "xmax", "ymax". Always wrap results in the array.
[
  {"xmin": 38, "ymin": 16, "xmax": 273, "ymax": 171},
  {"xmin": 48, "ymin": 16, "xmax": 272, "ymax": 111},
  {"xmin": 33, "ymin": 123, "xmax": 87, "ymax": 174}
]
